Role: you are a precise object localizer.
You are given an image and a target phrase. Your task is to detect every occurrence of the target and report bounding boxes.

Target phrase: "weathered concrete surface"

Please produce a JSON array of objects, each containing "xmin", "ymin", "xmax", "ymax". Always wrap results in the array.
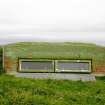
[{"xmin": 16, "ymin": 73, "xmax": 96, "ymax": 81}]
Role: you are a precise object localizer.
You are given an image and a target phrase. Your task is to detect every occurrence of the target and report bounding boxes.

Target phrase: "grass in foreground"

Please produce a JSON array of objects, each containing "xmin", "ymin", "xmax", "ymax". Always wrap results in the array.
[{"xmin": 0, "ymin": 75, "xmax": 105, "ymax": 105}]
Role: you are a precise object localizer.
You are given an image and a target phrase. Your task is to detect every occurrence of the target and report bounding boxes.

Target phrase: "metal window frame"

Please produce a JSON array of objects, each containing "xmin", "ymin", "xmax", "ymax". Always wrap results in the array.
[
  {"xmin": 18, "ymin": 59, "xmax": 54, "ymax": 73},
  {"xmin": 18, "ymin": 58, "xmax": 92, "ymax": 73},
  {"xmin": 55, "ymin": 60, "xmax": 92, "ymax": 73}
]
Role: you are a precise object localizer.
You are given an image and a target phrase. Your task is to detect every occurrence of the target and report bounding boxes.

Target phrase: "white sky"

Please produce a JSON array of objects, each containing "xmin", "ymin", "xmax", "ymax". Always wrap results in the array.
[{"xmin": 0, "ymin": 0, "xmax": 105, "ymax": 45}]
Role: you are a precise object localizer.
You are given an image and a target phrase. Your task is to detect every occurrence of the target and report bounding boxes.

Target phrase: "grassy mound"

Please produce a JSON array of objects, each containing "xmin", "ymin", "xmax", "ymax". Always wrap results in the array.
[
  {"xmin": 0, "ymin": 74, "xmax": 105, "ymax": 105},
  {"xmin": 4, "ymin": 42, "xmax": 105, "ymax": 73}
]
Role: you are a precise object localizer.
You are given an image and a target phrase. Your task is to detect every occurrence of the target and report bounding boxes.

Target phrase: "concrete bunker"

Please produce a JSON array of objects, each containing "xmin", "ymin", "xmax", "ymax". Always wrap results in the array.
[{"xmin": 3, "ymin": 42, "xmax": 105, "ymax": 74}]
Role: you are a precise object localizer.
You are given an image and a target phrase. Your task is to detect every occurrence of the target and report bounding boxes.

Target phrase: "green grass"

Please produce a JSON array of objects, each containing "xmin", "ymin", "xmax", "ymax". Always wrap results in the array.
[
  {"xmin": 0, "ymin": 47, "xmax": 2, "ymax": 72},
  {"xmin": 0, "ymin": 74, "xmax": 105, "ymax": 105},
  {"xmin": 4, "ymin": 42, "xmax": 105, "ymax": 73}
]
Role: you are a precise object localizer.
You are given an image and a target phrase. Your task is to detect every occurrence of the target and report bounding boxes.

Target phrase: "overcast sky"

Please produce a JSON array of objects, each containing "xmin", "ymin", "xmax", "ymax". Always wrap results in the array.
[{"xmin": 0, "ymin": 0, "xmax": 105, "ymax": 45}]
